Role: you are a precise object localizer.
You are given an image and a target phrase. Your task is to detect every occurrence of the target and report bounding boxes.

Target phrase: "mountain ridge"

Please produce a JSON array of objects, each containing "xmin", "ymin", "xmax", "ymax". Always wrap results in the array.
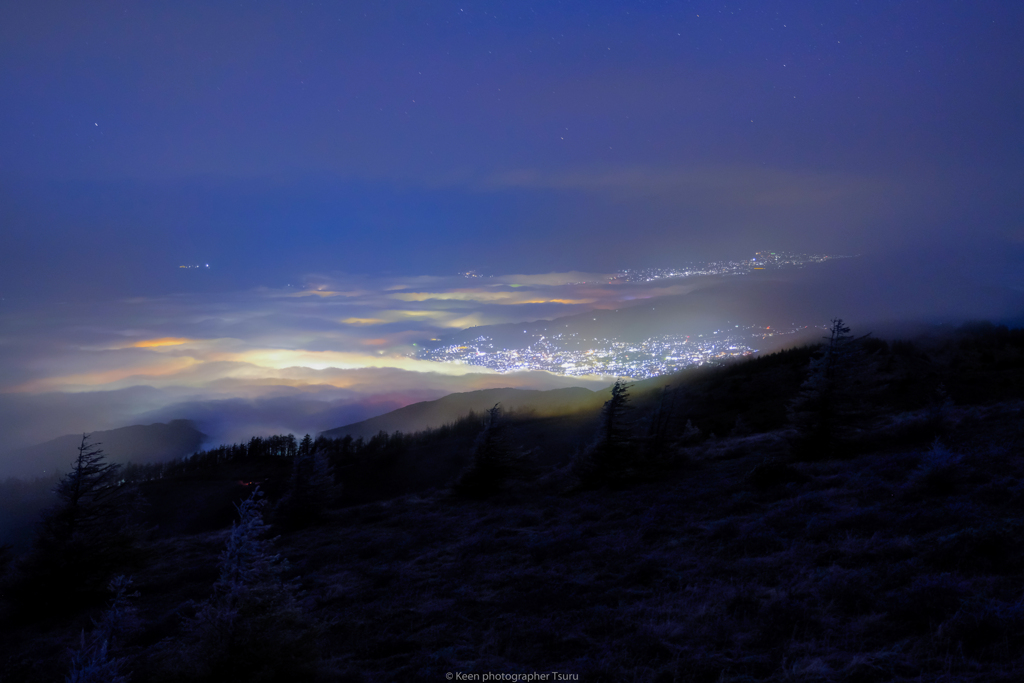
[
  {"xmin": 321, "ymin": 386, "xmax": 604, "ymax": 440},
  {"xmin": 1, "ymin": 419, "xmax": 206, "ymax": 479}
]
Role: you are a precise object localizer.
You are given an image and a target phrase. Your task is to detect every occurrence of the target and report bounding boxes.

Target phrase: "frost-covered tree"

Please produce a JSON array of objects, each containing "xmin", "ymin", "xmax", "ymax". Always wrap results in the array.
[
  {"xmin": 174, "ymin": 487, "xmax": 318, "ymax": 682},
  {"xmin": 217, "ymin": 488, "xmax": 286, "ymax": 589},
  {"xmin": 64, "ymin": 575, "xmax": 140, "ymax": 683},
  {"xmin": 65, "ymin": 634, "xmax": 131, "ymax": 683}
]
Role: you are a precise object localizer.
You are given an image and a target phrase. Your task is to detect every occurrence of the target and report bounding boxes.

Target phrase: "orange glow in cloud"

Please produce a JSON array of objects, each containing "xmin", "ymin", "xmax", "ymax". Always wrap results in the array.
[
  {"xmin": 516, "ymin": 298, "xmax": 597, "ymax": 305},
  {"xmin": 11, "ymin": 357, "xmax": 200, "ymax": 392},
  {"xmin": 391, "ymin": 291, "xmax": 516, "ymax": 302},
  {"xmin": 385, "ymin": 310, "xmax": 449, "ymax": 318},
  {"xmin": 132, "ymin": 337, "xmax": 197, "ymax": 348},
  {"xmin": 284, "ymin": 289, "xmax": 366, "ymax": 298},
  {"xmin": 392, "ymin": 291, "xmax": 595, "ymax": 304},
  {"xmin": 206, "ymin": 348, "xmax": 489, "ymax": 375},
  {"xmin": 341, "ymin": 310, "xmax": 492, "ymax": 327},
  {"xmin": 8, "ymin": 275, "xmax": 680, "ymax": 398}
]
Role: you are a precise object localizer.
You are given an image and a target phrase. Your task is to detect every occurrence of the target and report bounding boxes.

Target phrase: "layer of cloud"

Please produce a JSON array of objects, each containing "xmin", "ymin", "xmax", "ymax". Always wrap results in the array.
[
  {"xmin": 5, "ymin": 250, "xmax": 1019, "ymax": 463},
  {"xmin": 0, "ymin": 273, "xmax": 646, "ymax": 456}
]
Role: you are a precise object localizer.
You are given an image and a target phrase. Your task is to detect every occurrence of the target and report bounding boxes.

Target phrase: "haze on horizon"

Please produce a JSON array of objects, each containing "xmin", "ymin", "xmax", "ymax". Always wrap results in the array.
[{"xmin": 1, "ymin": 1, "xmax": 1023, "ymax": 466}]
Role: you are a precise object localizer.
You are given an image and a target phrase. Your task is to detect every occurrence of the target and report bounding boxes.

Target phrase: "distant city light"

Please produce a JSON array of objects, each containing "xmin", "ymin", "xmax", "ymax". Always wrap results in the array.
[
  {"xmin": 412, "ymin": 327, "xmax": 802, "ymax": 379},
  {"xmin": 414, "ymin": 251, "xmax": 844, "ymax": 378}
]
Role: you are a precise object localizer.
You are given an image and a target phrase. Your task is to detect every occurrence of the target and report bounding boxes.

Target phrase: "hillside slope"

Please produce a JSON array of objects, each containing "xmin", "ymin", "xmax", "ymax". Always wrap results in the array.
[
  {"xmin": 1, "ymin": 419, "xmax": 206, "ymax": 479},
  {"xmin": 321, "ymin": 386, "xmax": 603, "ymax": 440},
  {"xmin": 4, "ymin": 322, "xmax": 1024, "ymax": 682}
]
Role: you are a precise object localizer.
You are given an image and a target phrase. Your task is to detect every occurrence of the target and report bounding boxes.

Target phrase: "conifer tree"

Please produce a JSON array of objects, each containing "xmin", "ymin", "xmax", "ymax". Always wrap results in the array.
[
  {"xmin": 789, "ymin": 319, "xmax": 866, "ymax": 458},
  {"xmin": 573, "ymin": 380, "xmax": 637, "ymax": 484},
  {"xmin": 454, "ymin": 404, "xmax": 527, "ymax": 497},
  {"xmin": 19, "ymin": 436, "xmax": 145, "ymax": 612},
  {"xmin": 216, "ymin": 489, "xmax": 286, "ymax": 589},
  {"xmin": 645, "ymin": 385, "xmax": 675, "ymax": 459},
  {"xmin": 64, "ymin": 575, "xmax": 140, "ymax": 683},
  {"xmin": 274, "ymin": 435, "xmax": 334, "ymax": 529},
  {"xmin": 47, "ymin": 437, "xmax": 127, "ymax": 542},
  {"xmin": 174, "ymin": 488, "xmax": 317, "ymax": 682},
  {"xmin": 822, "ymin": 318, "xmax": 853, "ymax": 380},
  {"xmin": 297, "ymin": 433, "xmax": 313, "ymax": 458},
  {"xmin": 598, "ymin": 380, "xmax": 633, "ymax": 450},
  {"xmin": 65, "ymin": 634, "xmax": 131, "ymax": 683}
]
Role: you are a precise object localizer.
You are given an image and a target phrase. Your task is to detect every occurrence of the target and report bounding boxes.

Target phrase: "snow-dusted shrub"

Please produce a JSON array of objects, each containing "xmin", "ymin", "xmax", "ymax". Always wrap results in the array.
[
  {"xmin": 171, "ymin": 487, "xmax": 319, "ymax": 682},
  {"xmin": 64, "ymin": 575, "xmax": 139, "ymax": 683}
]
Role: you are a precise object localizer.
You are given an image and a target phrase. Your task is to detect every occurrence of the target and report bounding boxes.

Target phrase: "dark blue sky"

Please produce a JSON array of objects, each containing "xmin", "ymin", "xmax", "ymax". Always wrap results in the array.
[{"xmin": 2, "ymin": 1, "xmax": 1023, "ymax": 299}]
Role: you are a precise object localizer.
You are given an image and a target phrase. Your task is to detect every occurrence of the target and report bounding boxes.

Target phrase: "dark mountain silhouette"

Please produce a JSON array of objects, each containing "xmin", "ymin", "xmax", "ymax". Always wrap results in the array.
[
  {"xmin": 2, "ymin": 419, "xmax": 206, "ymax": 479},
  {"xmin": 321, "ymin": 386, "xmax": 603, "ymax": 440}
]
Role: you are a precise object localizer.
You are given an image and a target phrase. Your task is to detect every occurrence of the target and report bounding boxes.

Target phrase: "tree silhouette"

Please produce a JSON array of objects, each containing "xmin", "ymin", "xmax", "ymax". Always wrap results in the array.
[
  {"xmin": 645, "ymin": 385, "xmax": 675, "ymax": 458},
  {"xmin": 297, "ymin": 433, "xmax": 313, "ymax": 459},
  {"xmin": 454, "ymin": 403, "xmax": 527, "ymax": 498},
  {"xmin": 45, "ymin": 436, "xmax": 127, "ymax": 543},
  {"xmin": 822, "ymin": 318, "xmax": 853, "ymax": 380},
  {"xmin": 574, "ymin": 380, "xmax": 638, "ymax": 485},
  {"xmin": 17, "ymin": 436, "xmax": 145, "ymax": 613},
  {"xmin": 274, "ymin": 435, "xmax": 334, "ymax": 529},
  {"xmin": 789, "ymin": 319, "xmax": 864, "ymax": 458},
  {"xmin": 598, "ymin": 380, "xmax": 633, "ymax": 449}
]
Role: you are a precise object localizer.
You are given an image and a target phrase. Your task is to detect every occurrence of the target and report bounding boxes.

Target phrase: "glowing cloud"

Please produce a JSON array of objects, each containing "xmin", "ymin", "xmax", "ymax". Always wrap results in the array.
[
  {"xmin": 132, "ymin": 337, "xmax": 198, "ymax": 348},
  {"xmin": 392, "ymin": 291, "xmax": 595, "ymax": 305},
  {"xmin": 341, "ymin": 318, "xmax": 389, "ymax": 325},
  {"xmin": 12, "ymin": 357, "xmax": 201, "ymax": 393},
  {"xmin": 283, "ymin": 289, "xmax": 367, "ymax": 298},
  {"xmin": 1, "ymin": 270, "xmax": 701, "ymax": 450},
  {"xmin": 206, "ymin": 348, "xmax": 496, "ymax": 375}
]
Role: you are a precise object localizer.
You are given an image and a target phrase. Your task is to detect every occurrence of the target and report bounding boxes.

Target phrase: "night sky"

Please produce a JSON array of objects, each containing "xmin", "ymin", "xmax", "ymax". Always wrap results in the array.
[
  {"xmin": 4, "ymin": 1, "xmax": 1022, "ymax": 295},
  {"xmin": 1, "ymin": 1, "xmax": 1023, "ymax": 455}
]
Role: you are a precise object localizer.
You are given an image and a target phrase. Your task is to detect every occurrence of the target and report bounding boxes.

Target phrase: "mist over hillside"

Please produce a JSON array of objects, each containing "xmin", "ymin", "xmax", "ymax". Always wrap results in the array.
[
  {"xmin": 322, "ymin": 386, "xmax": 604, "ymax": 440},
  {"xmin": 0, "ymin": 420, "xmax": 206, "ymax": 480},
  {"xmin": 5, "ymin": 321, "xmax": 1024, "ymax": 681},
  {"xmin": 434, "ymin": 253, "xmax": 1024, "ymax": 351}
]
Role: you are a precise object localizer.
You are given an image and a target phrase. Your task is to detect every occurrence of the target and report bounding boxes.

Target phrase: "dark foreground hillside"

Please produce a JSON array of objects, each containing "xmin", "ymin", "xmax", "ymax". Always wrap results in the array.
[{"xmin": 3, "ymin": 321, "xmax": 1024, "ymax": 682}]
